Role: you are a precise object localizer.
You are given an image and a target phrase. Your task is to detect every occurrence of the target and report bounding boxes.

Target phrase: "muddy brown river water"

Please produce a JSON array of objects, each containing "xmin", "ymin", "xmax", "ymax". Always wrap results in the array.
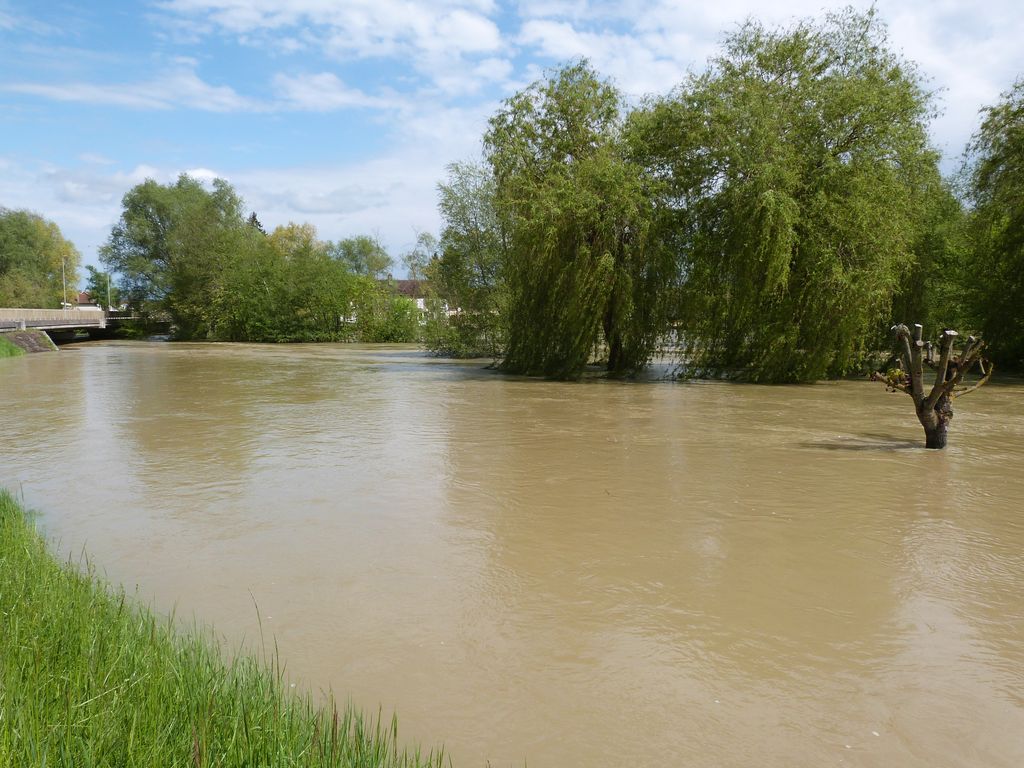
[{"xmin": 1, "ymin": 341, "xmax": 1022, "ymax": 767}]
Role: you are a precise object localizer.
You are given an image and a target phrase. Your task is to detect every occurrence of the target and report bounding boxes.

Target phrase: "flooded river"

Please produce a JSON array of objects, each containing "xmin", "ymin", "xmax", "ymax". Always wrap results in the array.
[{"xmin": 2, "ymin": 341, "xmax": 1022, "ymax": 767}]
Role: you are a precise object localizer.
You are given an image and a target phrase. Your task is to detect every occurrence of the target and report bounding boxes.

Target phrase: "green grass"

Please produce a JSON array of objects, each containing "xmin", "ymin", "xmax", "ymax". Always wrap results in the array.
[
  {"xmin": 0, "ymin": 490, "xmax": 447, "ymax": 768},
  {"xmin": 0, "ymin": 335, "xmax": 25, "ymax": 358}
]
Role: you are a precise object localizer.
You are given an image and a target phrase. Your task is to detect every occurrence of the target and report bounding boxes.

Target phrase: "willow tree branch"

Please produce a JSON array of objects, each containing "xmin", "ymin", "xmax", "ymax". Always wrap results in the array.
[
  {"xmin": 909, "ymin": 323, "xmax": 925, "ymax": 402},
  {"xmin": 893, "ymin": 324, "xmax": 913, "ymax": 368},
  {"xmin": 952, "ymin": 361, "xmax": 994, "ymax": 399},
  {"xmin": 946, "ymin": 341, "xmax": 988, "ymax": 391},
  {"xmin": 959, "ymin": 336, "xmax": 985, "ymax": 371},
  {"xmin": 891, "ymin": 324, "xmax": 921, "ymax": 402},
  {"xmin": 925, "ymin": 330, "xmax": 957, "ymax": 410}
]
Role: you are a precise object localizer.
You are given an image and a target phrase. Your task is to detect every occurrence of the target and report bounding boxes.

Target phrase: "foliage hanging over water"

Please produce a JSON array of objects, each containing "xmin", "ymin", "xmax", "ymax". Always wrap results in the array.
[
  {"xmin": 483, "ymin": 61, "xmax": 675, "ymax": 379},
  {"xmin": 628, "ymin": 8, "xmax": 941, "ymax": 381},
  {"xmin": 964, "ymin": 79, "xmax": 1024, "ymax": 370},
  {"xmin": 421, "ymin": 10, "xmax": 1024, "ymax": 381},
  {"xmin": 888, "ymin": 179, "xmax": 971, "ymax": 341}
]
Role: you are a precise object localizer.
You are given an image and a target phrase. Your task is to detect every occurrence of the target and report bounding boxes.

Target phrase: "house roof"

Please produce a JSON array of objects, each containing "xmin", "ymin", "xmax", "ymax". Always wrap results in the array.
[{"xmin": 379, "ymin": 278, "xmax": 427, "ymax": 298}]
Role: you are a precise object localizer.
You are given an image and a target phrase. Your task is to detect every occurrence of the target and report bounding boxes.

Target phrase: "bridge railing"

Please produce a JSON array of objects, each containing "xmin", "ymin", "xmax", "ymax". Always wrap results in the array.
[{"xmin": 0, "ymin": 308, "xmax": 106, "ymax": 330}]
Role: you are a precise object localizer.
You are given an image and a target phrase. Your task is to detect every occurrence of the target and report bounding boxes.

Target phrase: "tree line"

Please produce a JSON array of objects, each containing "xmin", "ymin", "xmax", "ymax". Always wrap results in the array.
[
  {"xmin": 423, "ymin": 9, "xmax": 1024, "ymax": 381},
  {"xmin": 98, "ymin": 176, "xmax": 422, "ymax": 343},
  {"xmin": 2, "ymin": 9, "xmax": 1020, "ymax": 381}
]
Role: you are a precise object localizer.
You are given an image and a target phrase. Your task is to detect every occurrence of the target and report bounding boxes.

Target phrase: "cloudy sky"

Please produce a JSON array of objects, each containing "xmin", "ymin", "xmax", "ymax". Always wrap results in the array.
[{"xmin": 1, "ymin": 0, "xmax": 1022, "ymax": 277}]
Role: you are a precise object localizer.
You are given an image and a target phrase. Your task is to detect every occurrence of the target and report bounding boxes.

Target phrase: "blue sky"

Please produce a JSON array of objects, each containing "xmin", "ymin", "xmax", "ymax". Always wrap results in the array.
[{"xmin": 2, "ymin": 0, "xmax": 1022, "ymax": 278}]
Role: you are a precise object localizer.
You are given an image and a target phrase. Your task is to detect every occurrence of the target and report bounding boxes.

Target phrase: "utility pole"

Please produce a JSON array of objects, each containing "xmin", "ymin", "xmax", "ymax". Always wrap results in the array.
[{"xmin": 107, "ymin": 272, "xmax": 111, "ymax": 310}]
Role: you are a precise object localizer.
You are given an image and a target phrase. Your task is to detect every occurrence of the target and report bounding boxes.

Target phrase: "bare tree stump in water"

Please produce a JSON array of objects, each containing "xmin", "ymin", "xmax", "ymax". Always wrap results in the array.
[{"xmin": 871, "ymin": 324, "xmax": 994, "ymax": 449}]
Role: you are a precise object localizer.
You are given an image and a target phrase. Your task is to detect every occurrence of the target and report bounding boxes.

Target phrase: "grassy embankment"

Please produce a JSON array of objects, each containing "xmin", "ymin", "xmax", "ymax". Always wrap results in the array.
[
  {"xmin": 0, "ymin": 490, "xmax": 446, "ymax": 767},
  {"xmin": 0, "ymin": 334, "xmax": 26, "ymax": 358}
]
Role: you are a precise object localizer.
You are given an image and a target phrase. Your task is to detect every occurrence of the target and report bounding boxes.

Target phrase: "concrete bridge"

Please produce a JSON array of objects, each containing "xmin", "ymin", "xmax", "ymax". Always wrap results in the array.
[
  {"xmin": 0, "ymin": 308, "xmax": 108, "ymax": 332},
  {"xmin": 0, "ymin": 308, "xmax": 149, "ymax": 336}
]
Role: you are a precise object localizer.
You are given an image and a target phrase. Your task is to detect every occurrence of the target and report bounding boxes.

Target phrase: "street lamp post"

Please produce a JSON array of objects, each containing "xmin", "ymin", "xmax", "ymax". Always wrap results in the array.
[{"xmin": 62, "ymin": 258, "xmax": 68, "ymax": 310}]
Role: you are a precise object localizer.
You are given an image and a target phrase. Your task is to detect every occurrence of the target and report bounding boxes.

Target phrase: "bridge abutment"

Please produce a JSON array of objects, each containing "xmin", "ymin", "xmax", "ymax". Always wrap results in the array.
[{"xmin": 1, "ymin": 329, "xmax": 58, "ymax": 353}]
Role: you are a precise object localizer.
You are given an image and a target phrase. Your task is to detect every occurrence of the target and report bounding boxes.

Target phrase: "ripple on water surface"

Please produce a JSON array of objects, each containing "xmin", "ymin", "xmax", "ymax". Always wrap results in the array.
[{"xmin": 1, "ymin": 341, "xmax": 1022, "ymax": 768}]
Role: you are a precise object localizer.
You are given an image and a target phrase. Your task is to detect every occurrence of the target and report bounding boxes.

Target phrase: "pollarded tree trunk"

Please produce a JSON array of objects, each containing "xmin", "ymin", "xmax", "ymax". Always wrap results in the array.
[
  {"xmin": 873, "ymin": 324, "xmax": 993, "ymax": 449},
  {"xmin": 919, "ymin": 391, "xmax": 951, "ymax": 449}
]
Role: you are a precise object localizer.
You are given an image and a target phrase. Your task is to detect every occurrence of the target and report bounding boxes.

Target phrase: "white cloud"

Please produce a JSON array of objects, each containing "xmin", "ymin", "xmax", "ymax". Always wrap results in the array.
[
  {"xmin": 43, "ymin": 164, "xmax": 164, "ymax": 206},
  {"xmin": 514, "ymin": 0, "xmax": 1024, "ymax": 160},
  {"xmin": 515, "ymin": 0, "xmax": 591, "ymax": 21},
  {"xmin": 183, "ymin": 167, "xmax": 222, "ymax": 184},
  {"xmin": 272, "ymin": 72, "xmax": 398, "ymax": 111},
  {"xmin": 434, "ymin": 10, "xmax": 502, "ymax": 53},
  {"xmin": 263, "ymin": 183, "xmax": 393, "ymax": 216},
  {"xmin": 0, "ymin": 3, "xmax": 60, "ymax": 35},
  {"xmin": 518, "ymin": 19, "xmax": 590, "ymax": 58},
  {"xmin": 159, "ymin": 0, "xmax": 501, "ymax": 56},
  {"xmin": 78, "ymin": 152, "xmax": 116, "ymax": 166},
  {"xmin": 518, "ymin": 20, "xmax": 689, "ymax": 97},
  {"xmin": 3, "ymin": 60, "xmax": 259, "ymax": 112},
  {"xmin": 475, "ymin": 57, "xmax": 514, "ymax": 82},
  {"xmin": 5, "ymin": 63, "xmax": 406, "ymax": 115},
  {"xmin": 430, "ymin": 56, "xmax": 515, "ymax": 95},
  {"xmin": 157, "ymin": 0, "xmax": 509, "ymax": 95},
  {"xmin": 5, "ymin": 81, "xmax": 169, "ymax": 110}
]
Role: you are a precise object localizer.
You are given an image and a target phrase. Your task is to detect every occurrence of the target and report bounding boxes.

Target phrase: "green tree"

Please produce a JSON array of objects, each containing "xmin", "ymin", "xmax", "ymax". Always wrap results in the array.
[
  {"xmin": 247, "ymin": 211, "xmax": 267, "ymax": 234},
  {"xmin": 964, "ymin": 78, "xmax": 1024, "ymax": 369},
  {"xmin": 213, "ymin": 222, "xmax": 359, "ymax": 343},
  {"xmin": 889, "ymin": 179, "xmax": 970, "ymax": 338},
  {"xmin": 272, "ymin": 223, "xmax": 358, "ymax": 341},
  {"xmin": 426, "ymin": 161, "xmax": 506, "ymax": 358},
  {"xmin": 353, "ymin": 285, "xmax": 420, "ymax": 343},
  {"xmin": 83, "ymin": 265, "xmax": 121, "ymax": 309},
  {"xmin": 213, "ymin": 230, "xmax": 285, "ymax": 341},
  {"xmin": 485, "ymin": 61, "xmax": 673, "ymax": 378},
  {"xmin": 401, "ymin": 232, "xmax": 437, "ymax": 281},
  {"xmin": 630, "ymin": 9, "xmax": 940, "ymax": 381},
  {"xmin": 329, "ymin": 235, "xmax": 393, "ymax": 278},
  {"xmin": 100, "ymin": 175, "xmax": 248, "ymax": 338},
  {"xmin": 0, "ymin": 208, "xmax": 81, "ymax": 308}
]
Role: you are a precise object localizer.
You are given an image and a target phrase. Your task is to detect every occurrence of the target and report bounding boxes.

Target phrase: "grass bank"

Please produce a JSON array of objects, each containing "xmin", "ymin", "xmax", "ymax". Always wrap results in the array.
[
  {"xmin": 0, "ymin": 334, "xmax": 26, "ymax": 358},
  {"xmin": 0, "ymin": 490, "xmax": 446, "ymax": 767}
]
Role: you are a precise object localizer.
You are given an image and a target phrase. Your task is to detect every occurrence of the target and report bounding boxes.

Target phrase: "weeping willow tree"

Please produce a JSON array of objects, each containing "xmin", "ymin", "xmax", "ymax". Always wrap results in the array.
[
  {"xmin": 484, "ymin": 61, "xmax": 674, "ymax": 379},
  {"xmin": 888, "ymin": 177, "xmax": 971, "ymax": 340},
  {"xmin": 965, "ymin": 79, "xmax": 1024, "ymax": 370},
  {"xmin": 629, "ymin": 9, "xmax": 941, "ymax": 381}
]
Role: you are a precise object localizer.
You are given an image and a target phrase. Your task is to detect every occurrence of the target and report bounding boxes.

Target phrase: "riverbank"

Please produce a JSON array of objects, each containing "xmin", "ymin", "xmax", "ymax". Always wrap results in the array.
[
  {"xmin": 0, "ymin": 329, "xmax": 57, "ymax": 355},
  {"xmin": 0, "ymin": 333, "xmax": 27, "ymax": 357},
  {"xmin": 0, "ymin": 490, "xmax": 445, "ymax": 767}
]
